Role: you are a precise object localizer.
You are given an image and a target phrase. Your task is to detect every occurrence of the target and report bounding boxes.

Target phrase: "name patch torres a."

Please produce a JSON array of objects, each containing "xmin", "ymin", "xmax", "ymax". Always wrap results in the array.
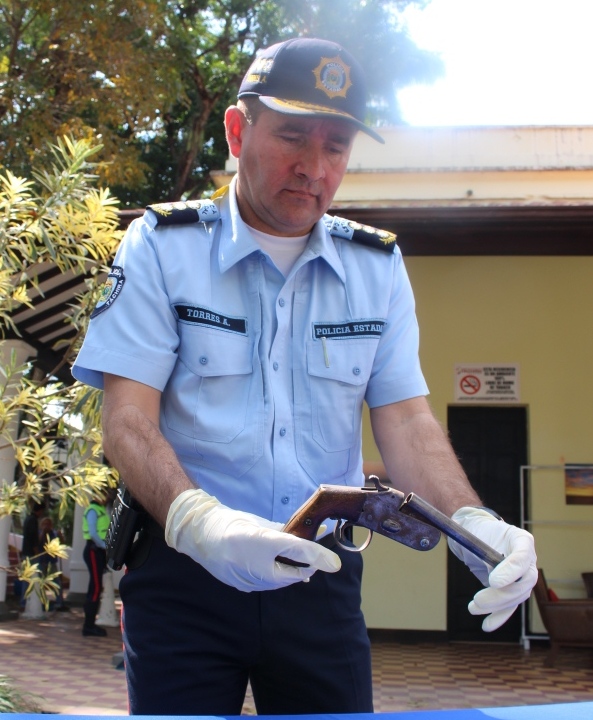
[
  {"xmin": 312, "ymin": 320, "xmax": 385, "ymax": 340},
  {"xmin": 174, "ymin": 304, "xmax": 248, "ymax": 335}
]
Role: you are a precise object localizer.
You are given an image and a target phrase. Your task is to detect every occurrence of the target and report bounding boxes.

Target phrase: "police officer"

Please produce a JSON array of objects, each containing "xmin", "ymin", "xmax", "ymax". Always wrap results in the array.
[
  {"xmin": 73, "ymin": 37, "xmax": 537, "ymax": 714},
  {"xmin": 82, "ymin": 497, "xmax": 109, "ymax": 636}
]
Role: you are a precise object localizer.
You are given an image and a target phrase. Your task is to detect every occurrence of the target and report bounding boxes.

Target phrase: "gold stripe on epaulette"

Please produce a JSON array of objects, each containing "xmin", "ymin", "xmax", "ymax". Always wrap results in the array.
[
  {"xmin": 147, "ymin": 199, "xmax": 220, "ymax": 226},
  {"xmin": 325, "ymin": 215, "xmax": 397, "ymax": 254},
  {"xmin": 211, "ymin": 185, "xmax": 229, "ymax": 200}
]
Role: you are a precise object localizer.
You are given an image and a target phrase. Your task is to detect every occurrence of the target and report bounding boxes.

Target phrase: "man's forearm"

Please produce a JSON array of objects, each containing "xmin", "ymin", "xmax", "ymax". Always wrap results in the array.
[
  {"xmin": 371, "ymin": 397, "xmax": 537, "ymax": 633},
  {"xmin": 102, "ymin": 376, "xmax": 194, "ymax": 526},
  {"xmin": 370, "ymin": 397, "xmax": 481, "ymax": 517}
]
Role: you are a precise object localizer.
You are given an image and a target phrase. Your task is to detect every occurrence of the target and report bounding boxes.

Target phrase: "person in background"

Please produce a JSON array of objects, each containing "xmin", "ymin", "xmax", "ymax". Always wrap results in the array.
[
  {"xmin": 21, "ymin": 501, "xmax": 44, "ymax": 559},
  {"xmin": 81, "ymin": 496, "xmax": 109, "ymax": 636},
  {"xmin": 72, "ymin": 37, "xmax": 537, "ymax": 714}
]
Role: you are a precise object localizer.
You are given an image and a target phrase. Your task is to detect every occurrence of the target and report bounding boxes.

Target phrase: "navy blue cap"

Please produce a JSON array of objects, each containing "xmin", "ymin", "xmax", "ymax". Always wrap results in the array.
[{"xmin": 238, "ymin": 37, "xmax": 384, "ymax": 144}]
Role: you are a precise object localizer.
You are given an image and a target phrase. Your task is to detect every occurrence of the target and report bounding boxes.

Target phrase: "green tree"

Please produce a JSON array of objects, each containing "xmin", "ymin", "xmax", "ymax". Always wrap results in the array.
[
  {"xmin": 0, "ymin": 136, "xmax": 120, "ymax": 604},
  {"xmin": 0, "ymin": 0, "xmax": 178, "ymax": 188},
  {"xmin": 1, "ymin": 1, "xmax": 441, "ymax": 206}
]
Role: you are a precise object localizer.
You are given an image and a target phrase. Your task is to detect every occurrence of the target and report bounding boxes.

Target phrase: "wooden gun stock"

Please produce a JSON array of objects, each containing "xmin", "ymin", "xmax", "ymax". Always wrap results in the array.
[{"xmin": 282, "ymin": 484, "xmax": 369, "ymax": 541}]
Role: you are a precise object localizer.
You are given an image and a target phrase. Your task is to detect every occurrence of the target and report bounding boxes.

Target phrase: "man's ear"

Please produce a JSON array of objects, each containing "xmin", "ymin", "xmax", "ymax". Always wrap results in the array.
[{"xmin": 225, "ymin": 105, "xmax": 246, "ymax": 159}]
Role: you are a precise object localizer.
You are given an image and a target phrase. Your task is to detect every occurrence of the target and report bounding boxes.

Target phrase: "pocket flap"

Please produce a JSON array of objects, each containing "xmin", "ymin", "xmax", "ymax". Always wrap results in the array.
[
  {"xmin": 178, "ymin": 328, "xmax": 252, "ymax": 377},
  {"xmin": 306, "ymin": 339, "xmax": 375, "ymax": 386}
]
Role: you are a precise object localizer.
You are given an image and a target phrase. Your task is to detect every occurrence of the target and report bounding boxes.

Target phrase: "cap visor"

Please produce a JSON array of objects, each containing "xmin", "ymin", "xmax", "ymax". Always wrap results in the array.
[{"xmin": 258, "ymin": 96, "xmax": 385, "ymax": 144}]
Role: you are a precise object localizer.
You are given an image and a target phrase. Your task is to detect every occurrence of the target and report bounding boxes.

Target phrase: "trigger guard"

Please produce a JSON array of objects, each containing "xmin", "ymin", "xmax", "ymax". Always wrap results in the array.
[{"xmin": 333, "ymin": 521, "xmax": 373, "ymax": 553}]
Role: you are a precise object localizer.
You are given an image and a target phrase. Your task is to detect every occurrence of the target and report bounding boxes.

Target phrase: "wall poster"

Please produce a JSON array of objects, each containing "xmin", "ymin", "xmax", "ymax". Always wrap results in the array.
[{"xmin": 565, "ymin": 464, "xmax": 593, "ymax": 505}]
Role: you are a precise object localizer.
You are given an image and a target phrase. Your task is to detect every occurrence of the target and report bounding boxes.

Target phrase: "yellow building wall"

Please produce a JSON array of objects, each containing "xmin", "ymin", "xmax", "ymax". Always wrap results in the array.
[{"xmin": 361, "ymin": 255, "xmax": 593, "ymax": 630}]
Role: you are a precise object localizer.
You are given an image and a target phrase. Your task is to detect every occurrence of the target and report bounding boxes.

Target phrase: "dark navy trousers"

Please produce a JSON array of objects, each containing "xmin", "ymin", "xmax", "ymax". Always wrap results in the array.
[{"xmin": 119, "ymin": 529, "xmax": 373, "ymax": 715}]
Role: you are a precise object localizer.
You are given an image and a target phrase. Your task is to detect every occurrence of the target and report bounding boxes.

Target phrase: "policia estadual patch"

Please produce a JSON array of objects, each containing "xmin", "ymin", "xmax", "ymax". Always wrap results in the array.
[
  {"xmin": 91, "ymin": 266, "xmax": 125, "ymax": 319},
  {"xmin": 174, "ymin": 304, "xmax": 248, "ymax": 335},
  {"xmin": 312, "ymin": 320, "xmax": 385, "ymax": 340}
]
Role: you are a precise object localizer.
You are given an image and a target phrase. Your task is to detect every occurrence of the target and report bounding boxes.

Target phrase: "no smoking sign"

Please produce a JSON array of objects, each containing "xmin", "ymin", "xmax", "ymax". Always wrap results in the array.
[
  {"xmin": 454, "ymin": 364, "xmax": 519, "ymax": 402},
  {"xmin": 459, "ymin": 374, "xmax": 481, "ymax": 395}
]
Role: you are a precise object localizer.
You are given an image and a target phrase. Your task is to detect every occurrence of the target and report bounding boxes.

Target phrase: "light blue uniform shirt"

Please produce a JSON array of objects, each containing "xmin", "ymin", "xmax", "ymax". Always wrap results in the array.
[{"xmin": 72, "ymin": 177, "xmax": 428, "ymax": 523}]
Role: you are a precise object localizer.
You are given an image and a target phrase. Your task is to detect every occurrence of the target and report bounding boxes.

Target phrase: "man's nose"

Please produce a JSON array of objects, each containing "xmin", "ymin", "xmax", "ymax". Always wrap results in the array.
[{"xmin": 294, "ymin": 144, "xmax": 326, "ymax": 181}]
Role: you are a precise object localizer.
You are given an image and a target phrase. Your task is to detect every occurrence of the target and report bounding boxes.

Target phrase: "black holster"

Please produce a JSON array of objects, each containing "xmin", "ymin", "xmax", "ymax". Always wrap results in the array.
[{"xmin": 105, "ymin": 486, "xmax": 146, "ymax": 571}]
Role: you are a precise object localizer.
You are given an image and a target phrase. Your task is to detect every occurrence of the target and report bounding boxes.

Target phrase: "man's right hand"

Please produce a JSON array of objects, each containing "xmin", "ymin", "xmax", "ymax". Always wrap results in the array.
[{"xmin": 165, "ymin": 488, "xmax": 341, "ymax": 592}]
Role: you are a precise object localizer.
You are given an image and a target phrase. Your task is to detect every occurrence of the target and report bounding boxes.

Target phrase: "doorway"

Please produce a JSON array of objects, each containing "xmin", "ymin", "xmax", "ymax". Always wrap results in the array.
[{"xmin": 447, "ymin": 405, "xmax": 528, "ymax": 642}]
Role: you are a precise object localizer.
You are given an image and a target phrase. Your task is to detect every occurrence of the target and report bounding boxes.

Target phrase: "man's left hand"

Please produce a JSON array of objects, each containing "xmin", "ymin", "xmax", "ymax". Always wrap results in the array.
[{"xmin": 447, "ymin": 507, "xmax": 537, "ymax": 632}]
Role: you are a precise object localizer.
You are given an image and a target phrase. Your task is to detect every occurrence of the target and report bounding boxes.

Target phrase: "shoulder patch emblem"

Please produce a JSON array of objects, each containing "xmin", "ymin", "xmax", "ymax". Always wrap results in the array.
[
  {"xmin": 147, "ymin": 199, "xmax": 220, "ymax": 227},
  {"xmin": 91, "ymin": 266, "xmax": 125, "ymax": 318},
  {"xmin": 325, "ymin": 215, "xmax": 397, "ymax": 254}
]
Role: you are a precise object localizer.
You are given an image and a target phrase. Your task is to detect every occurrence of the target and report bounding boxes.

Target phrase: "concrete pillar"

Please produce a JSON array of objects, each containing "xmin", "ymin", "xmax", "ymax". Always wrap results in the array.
[
  {"xmin": 0, "ymin": 516, "xmax": 13, "ymax": 619},
  {"xmin": 0, "ymin": 339, "xmax": 35, "ymax": 620},
  {"xmin": 65, "ymin": 502, "xmax": 89, "ymax": 604},
  {"xmin": 22, "ymin": 571, "xmax": 46, "ymax": 620},
  {"xmin": 96, "ymin": 570, "xmax": 119, "ymax": 627}
]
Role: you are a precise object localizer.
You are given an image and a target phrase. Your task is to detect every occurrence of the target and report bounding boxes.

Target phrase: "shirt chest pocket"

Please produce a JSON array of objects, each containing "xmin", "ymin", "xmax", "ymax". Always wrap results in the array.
[
  {"xmin": 304, "ymin": 338, "xmax": 376, "ymax": 453},
  {"xmin": 164, "ymin": 328, "xmax": 259, "ymax": 448}
]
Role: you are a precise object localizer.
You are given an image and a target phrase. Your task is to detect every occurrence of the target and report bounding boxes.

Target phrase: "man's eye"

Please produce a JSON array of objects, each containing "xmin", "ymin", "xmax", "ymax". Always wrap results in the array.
[{"xmin": 327, "ymin": 145, "xmax": 346, "ymax": 156}]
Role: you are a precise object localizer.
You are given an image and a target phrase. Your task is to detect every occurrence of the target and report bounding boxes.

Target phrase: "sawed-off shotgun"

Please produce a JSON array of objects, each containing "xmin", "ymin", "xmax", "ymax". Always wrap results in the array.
[{"xmin": 280, "ymin": 475, "xmax": 504, "ymax": 568}]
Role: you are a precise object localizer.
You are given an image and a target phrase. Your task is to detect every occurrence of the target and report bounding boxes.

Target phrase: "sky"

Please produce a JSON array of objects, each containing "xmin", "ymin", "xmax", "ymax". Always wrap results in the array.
[{"xmin": 397, "ymin": 0, "xmax": 593, "ymax": 127}]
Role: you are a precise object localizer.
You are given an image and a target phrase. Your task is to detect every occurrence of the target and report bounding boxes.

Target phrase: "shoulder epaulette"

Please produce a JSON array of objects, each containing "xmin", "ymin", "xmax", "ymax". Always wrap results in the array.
[
  {"xmin": 324, "ymin": 215, "xmax": 397, "ymax": 254},
  {"xmin": 146, "ymin": 199, "xmax": 220, "ymax": 227}
]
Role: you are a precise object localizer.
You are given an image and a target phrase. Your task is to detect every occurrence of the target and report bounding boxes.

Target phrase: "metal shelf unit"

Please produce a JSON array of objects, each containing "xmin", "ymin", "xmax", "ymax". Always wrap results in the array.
[{"xmin": 519, "ymin": 464, "xmax": 593, "ymax": 649}]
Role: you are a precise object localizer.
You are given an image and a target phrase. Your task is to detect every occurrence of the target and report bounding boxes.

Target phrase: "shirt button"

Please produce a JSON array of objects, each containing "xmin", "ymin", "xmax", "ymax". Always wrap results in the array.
[
  {"xmin": 200, "ymin": 356, "xmax": 208, "ymax": 365},
  {"xmin": 353, "ymin": 366, "xmax": 361, "ymax": 375},
  {"xmin": 281, "ymin": 496, "xmax": 290, "ymax": 505},
  {"xmin": 278, "ymin": 298, "xmax": 286, "ymax": 307},
  {"xmin": 279, "ymin": 427, "xmax": 287, "ymax": 437},
  {"xmin": 273, "ymin": 362, "xmax": 279, "ymax": 371}
]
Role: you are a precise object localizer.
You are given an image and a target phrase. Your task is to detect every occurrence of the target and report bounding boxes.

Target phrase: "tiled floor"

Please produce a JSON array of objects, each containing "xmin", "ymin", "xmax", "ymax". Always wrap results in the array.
[
  {"xmin": 370, "ymin": 639, "xmax": 593, "ymax": 712},
  {"xmin": 1, "ymin": 602, "xmax": 593, "ymax": 715},
  {"xmin": 1, "ymin": 604, "xmax": 128, "ymax": 715}
]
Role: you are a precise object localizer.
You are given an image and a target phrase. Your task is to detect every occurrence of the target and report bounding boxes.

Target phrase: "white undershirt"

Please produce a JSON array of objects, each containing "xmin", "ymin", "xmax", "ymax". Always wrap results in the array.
[{"xmin": 248, "ymin": 225, "xmax": 310, "ymax": 276}]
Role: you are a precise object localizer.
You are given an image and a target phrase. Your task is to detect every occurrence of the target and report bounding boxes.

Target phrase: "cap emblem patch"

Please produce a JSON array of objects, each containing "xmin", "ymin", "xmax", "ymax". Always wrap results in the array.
[{"xmin": 313, "ymin": 55, "xmax": 352, "ymax": 99}]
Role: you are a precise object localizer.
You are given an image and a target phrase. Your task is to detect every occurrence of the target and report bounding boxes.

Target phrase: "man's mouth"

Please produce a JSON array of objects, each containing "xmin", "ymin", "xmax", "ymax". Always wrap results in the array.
[{"xmin": 285, "ymin": 188, "xmax": 318, "ymax": 200}]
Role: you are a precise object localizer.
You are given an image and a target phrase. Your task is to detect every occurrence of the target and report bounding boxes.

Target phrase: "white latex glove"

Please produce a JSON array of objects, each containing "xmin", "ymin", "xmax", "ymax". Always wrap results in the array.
[
  {"xmin": 448, "ymin": 507, "xmax": 537, "ymax": 632},
  {"xmin": 165, "ymin": 489, "xmax": 341, "ymax": 592}
]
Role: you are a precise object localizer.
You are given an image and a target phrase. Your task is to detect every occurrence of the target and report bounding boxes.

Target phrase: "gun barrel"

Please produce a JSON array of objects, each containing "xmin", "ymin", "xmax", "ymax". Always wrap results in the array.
[{"xmin": 403, "ymin": 493, "xmax": 505, "ymax": 568}]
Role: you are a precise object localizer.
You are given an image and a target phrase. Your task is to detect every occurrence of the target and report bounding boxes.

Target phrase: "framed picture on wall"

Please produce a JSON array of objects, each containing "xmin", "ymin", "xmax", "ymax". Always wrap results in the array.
[{"xmin": 565, "ymin": 464, "xmax": 593, "ymax": 505}]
